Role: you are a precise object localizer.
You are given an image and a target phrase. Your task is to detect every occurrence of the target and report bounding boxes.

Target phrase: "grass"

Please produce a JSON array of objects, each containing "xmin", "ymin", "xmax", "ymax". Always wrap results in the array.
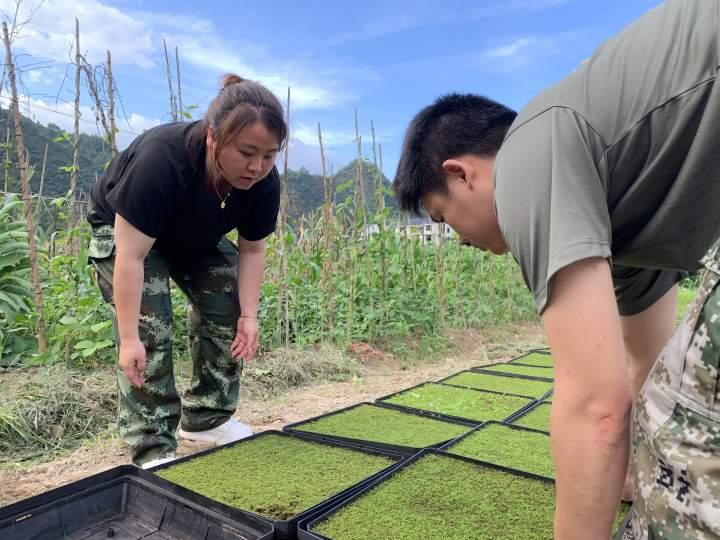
[
  {"xmin": 511, "ymin": 352, "xmax": 553, "ymax": 368},
  {"xmin": 155, "ymin": 433, "xmax": 395, "ymax": 520},
  {"xmin": 512, "ymin": 402, "xmax": 551, "ymax": 431},
  {"xmin": 477, "ymin": 364, "xmax": 554, "ymax": 380},
  {"xmin": 0, "ymin": 365, "xmax": 117, "ymax": 464},
  {"xmin": 313, "ymin": 453, "xmax": 556, "ymax": 539},
  {"xmin": 676, "ymin": 287, "xmax": 696, "ymax": 324},
  {"xmin": 291, "ymin": 404, "xmax": 470, "ymax": 448},
  {"xmin": 313, "ymin": 453, "xmax": 631, "ymax": 540},
  {"xmin": 381, "ymin": 382, "xmax": 532, "ymax": 422},
  {"xmin": 442, "ymin": 371, "xmax": 553, "ymax": 398},
  {"xmin": 446, "ymin": 423, "xmax": 554, "ymax": 478}
]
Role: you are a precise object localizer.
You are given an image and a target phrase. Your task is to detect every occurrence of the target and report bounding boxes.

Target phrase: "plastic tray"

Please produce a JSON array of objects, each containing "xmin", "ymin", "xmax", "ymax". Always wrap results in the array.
[
  {"xmin": 375, "ymin": 381, "xmax": 535, "ymax": 425},
  {"xmin": 471, "ymin": 361, "xmax": 554, "ymax": 381},
  {"xmin": 438, "ymin": 369, "xmax": 553, "ymax": 400},
  {"xmin": 297, "ymin": 449, "xmax": 557, "ymax": 540},
  {"xmin": 149, "ymin": 430, "xmax": 403, "ymax": 540},
  {"xmin": 0, "ymin": 465, "xmax": 274, "ymax": 540},
  {"xmin": 284, "ymin": 402, "xmax": 476, "ymax": 456}
]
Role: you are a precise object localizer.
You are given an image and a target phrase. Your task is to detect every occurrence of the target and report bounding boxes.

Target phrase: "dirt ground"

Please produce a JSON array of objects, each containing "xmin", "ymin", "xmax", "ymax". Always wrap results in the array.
[{"xmin": 0, "ymin": 323, "xmax": 544, "ymax": 507}]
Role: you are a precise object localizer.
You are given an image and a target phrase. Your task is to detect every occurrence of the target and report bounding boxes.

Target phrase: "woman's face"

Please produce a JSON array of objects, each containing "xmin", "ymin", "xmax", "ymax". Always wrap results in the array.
[{"xmin": 209, "ymin": 121, "xmax": 280, "ymax": 190}]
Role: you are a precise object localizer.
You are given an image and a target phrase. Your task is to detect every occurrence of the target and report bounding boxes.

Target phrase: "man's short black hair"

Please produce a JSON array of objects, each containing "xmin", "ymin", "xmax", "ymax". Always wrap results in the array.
[{"xmin": 394, "ymin": 93, "xmax": 517, "ymax": 215}]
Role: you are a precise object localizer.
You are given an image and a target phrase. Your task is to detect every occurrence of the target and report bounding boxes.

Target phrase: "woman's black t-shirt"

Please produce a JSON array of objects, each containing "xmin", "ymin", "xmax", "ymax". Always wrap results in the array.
[{"xmin": 89, "ymin": 121, "xmax": 280, "ymax": 256}]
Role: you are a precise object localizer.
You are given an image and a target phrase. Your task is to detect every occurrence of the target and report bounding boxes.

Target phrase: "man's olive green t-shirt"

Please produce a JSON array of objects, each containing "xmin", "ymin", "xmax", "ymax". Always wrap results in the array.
[{"xmin": 494, "ymin": 0, "xmax": 720, "ymax": 316}]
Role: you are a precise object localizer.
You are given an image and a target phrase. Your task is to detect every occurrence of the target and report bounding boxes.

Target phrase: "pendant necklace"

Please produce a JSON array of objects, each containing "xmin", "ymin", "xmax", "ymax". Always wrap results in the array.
[{"xmin": 213, "ymin": 182, "xmax": 231, "ymax": 209}]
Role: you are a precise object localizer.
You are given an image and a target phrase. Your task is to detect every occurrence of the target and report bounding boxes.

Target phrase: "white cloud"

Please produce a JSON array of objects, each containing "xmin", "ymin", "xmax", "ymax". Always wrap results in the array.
[
  {"xmin": 483, "ymin": 37, "xmax": 537, "ymax": 59},
  {"xmin": 0, "ymin": 0, "xmax": 361, "ymax": 110},
  {"xmin": 0, "ymin": 0, "xmax": 155, "ymax": 67}
]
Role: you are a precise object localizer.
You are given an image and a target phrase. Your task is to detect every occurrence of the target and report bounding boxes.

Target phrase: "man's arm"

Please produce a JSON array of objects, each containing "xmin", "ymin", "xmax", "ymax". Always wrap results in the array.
[{"xmin": 542, "ymin": 257, "xmax": 633, "ymax": 540}]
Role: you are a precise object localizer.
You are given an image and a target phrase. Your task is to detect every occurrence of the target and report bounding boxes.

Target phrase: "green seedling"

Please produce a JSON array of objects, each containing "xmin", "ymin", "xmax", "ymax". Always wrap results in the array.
[
  {"xmin": 294, "ymin": 404, "xmax": 470, "ymax": 448},
  {"xmin": 443, "ymin": 371, "xmax": 553, "ymax": 398},
  {"xmin": 447, "ymin": 423, "xmax": 554, "ymax": 478},
  {"xmin": 381, "ymin": 382, "xmax": 531, "ymax": 422},
  {"xmin": 513, "ymin": 402, "xmax": 551, "ymax": 431},
  {"xmin": 479, "ymin": 364, "xmax": 554, "ymax": 380},
  {"xmin": 513, "ymin": 352, "xmax": 553, "ymax": 368},
  {"xmin": 156, "ymin": 434, "xmax": 394, "ymax": 520},
  {"xmin": 314, "ymin": 453, "xmax": 631, "ymax": 540}
]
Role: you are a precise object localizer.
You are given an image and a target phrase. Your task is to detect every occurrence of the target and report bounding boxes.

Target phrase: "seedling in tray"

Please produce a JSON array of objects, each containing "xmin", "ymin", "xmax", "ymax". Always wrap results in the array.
[
  {"xmin": 475, "ymin": 363, "xmax": 554, "ymax": 380},
  {"xmin": 512, "ymin": 401, "xmax": 552, "ymax": 431},
  {"xmin": 441, "ymin": 370, "xmax": 553, "ymax": 398},
  {"xmin": 155, "ymin": 432, "xmax": 395, "ymax": 522},
  {"xmin": 511, "ymin": 352, "xmax": 554, "ymax": 368},
  {"xmin": 287, "ymin": 403, "xmax": 471, "ymax": 451},
  {"xmin": 379, "ymin": 382, "xmax": 532, "ymax": 423},
  {"xmin": 443, "ymin": 422, "xmax": 554, "ymax": 478},
  {"xmin": 306, "ymin": 452, "xmax": 630, "ymax": 540}
]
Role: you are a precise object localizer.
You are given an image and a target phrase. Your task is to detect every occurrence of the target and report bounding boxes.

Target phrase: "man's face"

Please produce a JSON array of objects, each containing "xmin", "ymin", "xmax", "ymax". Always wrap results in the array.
[{"xmin": 420, "ymin": 155, "xmax": 508, "ymax": 254}]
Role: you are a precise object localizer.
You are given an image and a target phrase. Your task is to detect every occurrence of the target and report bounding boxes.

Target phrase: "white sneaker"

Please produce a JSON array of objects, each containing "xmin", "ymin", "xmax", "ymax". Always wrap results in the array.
[
  {"xmin": 178, "ymin": 417, "xmax": 254, "ymax": 446},
  {"xmin": 139, "ymin": 451, "xmax": 177, "ymax": 470}
]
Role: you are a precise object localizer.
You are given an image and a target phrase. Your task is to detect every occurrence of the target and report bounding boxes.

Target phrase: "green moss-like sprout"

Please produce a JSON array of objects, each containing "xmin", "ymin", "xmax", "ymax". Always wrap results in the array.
[
  {"xmin": 156, "ymin": 434, "xmax": 394, "ymax": 520},
  {"xmin": 447, "ymin": 423, "xmax": 554, "ymax": 478},
  {"xmin": 314, "ymin": 453, "xmax": 632, "ymax": 539},
  {"xmin": 513, "ymin": 402, "xmax": 551, "ymax": 431},
  {"xmin": 381, "ymin": 383, "xmax": 531, "ymax": 422},
  {"xmin": 293, "ymin": 404, "xmax": 470, "ymax": 448},
  {"xmin": 513, "ymin": 352, "xmax": 553, "ymax": 368},
  {"xmin": 479, "ymin": 364, "xmax": 554, "ymax": 380},
  {"xmin": 443, "ymin": 371, "xmax": 553, "ymax": 398}
]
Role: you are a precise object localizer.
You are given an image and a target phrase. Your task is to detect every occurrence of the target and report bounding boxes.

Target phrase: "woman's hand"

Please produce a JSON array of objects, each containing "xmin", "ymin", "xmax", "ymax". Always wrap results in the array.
[
  {"xmin": 231, "ymin": 316, "xmax": 259, "ymax": 361},
  {"xmin": 119, "ymin": 337, "xmax": 146, "ymax": 387}
]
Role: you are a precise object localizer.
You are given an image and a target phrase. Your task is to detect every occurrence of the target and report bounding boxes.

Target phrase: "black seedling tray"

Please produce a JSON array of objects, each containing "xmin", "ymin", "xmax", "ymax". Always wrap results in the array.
[
  {"xmin": 375, "ymin": 381, "xmax": 535, "ymax": 425},
  {"xmin": 438, "ymin": 421, "xmax": 552, "ymax": 479},
  {"xmin": 297, "ymin": 449, "xmax": 557, "ymax": 540},
  {"xmin": 149, "ymin": 430, "xmax": 404, "ymax": 540},
  {"xmin": 284, "ymin": 401, "xmax": 476, "ymax": 456},
  {"xmin": 508, "ymin": 348, "xmax": 552, "ymax": 364},
  {"xmin": 438, "ymin": 369, "xmax": 553, "ymax": 400},
  {"xmin": 440, "ymin": 420, "xmax": 550, "ymax": 452},
  {"xmin": 0, "ymin": 465, "xmax": 274, "ymax": 540},
  {"xmin": 471, "ymin": 361, "xmax": 554, "ymax": 381},
  {"xmin": 506, "ymin": 398, "xmax": 551, "ymax": 426}
]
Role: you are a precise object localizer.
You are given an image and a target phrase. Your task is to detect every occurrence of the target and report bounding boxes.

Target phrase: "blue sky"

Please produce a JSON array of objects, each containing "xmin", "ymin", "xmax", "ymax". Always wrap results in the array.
[{"xmin": 0, "ymin": 0, "xmax": 662, "ymax": 176}]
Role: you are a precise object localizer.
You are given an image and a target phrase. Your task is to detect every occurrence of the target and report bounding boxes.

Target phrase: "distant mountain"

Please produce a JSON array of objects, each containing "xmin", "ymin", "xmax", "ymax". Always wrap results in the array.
[
  {"xmin": 284, "ymin": 160, "xmax": 398, "ymax": 221},
  {"xmin": 0, "ymin": 107, "xmax": 397, "ymax": 219}
]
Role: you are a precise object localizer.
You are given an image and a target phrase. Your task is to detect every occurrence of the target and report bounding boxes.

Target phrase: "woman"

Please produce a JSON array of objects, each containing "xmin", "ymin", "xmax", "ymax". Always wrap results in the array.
[{"xmin": 87, "ymin": 74, "xmax": 286, "ymax": 468}]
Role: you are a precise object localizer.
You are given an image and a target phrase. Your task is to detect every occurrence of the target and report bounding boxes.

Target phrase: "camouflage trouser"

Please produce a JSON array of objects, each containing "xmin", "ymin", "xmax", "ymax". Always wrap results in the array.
[
  {"xmin": 88, "ymin": 222, "xmax": 243, "ymax": 462},
  {"xmin": 626, "ymin": 241, "xmax": 720, "ymax": 539}
]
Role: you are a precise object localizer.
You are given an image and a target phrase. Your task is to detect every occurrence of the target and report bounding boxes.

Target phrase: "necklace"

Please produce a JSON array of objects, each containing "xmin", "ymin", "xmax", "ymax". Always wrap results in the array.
[{"xmin": 212, "ymin": 181, "xmax": 231, "ymax": 209}]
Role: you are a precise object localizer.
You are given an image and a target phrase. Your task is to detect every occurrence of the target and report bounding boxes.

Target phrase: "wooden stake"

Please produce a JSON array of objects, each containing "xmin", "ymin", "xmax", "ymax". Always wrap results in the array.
[{"xmin": 2, "ymin": 22, "xmax": 48, "ymax": 352}]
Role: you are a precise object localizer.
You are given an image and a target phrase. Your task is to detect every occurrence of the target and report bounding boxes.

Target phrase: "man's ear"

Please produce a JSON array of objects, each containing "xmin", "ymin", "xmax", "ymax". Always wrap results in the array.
[{"xmin": 442, "ymin": 158, "xmax": 474, "ymax": 187}]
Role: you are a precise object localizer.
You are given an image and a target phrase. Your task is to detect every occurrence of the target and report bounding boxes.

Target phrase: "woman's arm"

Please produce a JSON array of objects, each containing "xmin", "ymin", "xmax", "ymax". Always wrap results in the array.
[
  {"xmin": 230, "ymin": 235, "xmax": 266, "ymax": 361},
  {"xmin": 113, "ymin": 213, "xmax": 155, "ymax": 387}
]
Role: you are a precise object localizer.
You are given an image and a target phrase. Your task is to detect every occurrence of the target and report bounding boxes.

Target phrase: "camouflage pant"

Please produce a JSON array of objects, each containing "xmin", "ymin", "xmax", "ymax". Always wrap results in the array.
[
  {"xmin": 626, "ymin": 241, "xmax": 720, "ymax": 539},
  {"xmin": 88, "ymin": 223, "xmax": 243, "ymax": 462}
]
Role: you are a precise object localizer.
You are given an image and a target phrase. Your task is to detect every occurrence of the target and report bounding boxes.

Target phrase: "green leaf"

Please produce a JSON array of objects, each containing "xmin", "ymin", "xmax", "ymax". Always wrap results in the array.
[{"xmin": 73, "ymin": 340, "xmax": 95, "ymax": 350}]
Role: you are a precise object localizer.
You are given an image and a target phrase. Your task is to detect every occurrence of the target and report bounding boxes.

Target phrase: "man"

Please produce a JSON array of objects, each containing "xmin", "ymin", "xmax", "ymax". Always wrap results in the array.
[{"xmin": 394, "ymin": 1, "xmax": 720, "ymax": 538}]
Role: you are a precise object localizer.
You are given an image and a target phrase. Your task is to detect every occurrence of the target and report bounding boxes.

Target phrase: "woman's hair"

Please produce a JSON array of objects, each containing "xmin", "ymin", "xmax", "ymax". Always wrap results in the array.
[{"xmin": 187, "ymin": 74, "xmax": 287, "ymax": 183}]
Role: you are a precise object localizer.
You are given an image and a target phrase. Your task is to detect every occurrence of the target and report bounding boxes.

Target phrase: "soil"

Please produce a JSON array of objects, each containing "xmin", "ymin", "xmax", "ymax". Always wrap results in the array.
[{"xmin": 0, "ymin": 323, "xmax": 544, "ymax": 507}]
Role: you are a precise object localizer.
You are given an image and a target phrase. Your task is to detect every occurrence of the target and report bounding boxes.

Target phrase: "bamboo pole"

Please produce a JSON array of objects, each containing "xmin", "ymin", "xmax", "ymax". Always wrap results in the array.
[
  {"xmin": 2, "ymin": 22, "xmax": 48, "ymax": 352},
  {"xmin": 69, "ymin": 18, "xmax": 80, "ymax": 230},
  {"xmin": 34, "ymin": 142, "xmax": 47, "ymax": 223},
  {"xmin": 175, "ymin": 47, "xmax": 183, "ymax": 119},
  {"xmin": 163, "ymin": 39, "xmax": 177, "ymax": 122},
  {"xmin": 106, "ymin": 50, "xmax": 118, "ymax": 156}
]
